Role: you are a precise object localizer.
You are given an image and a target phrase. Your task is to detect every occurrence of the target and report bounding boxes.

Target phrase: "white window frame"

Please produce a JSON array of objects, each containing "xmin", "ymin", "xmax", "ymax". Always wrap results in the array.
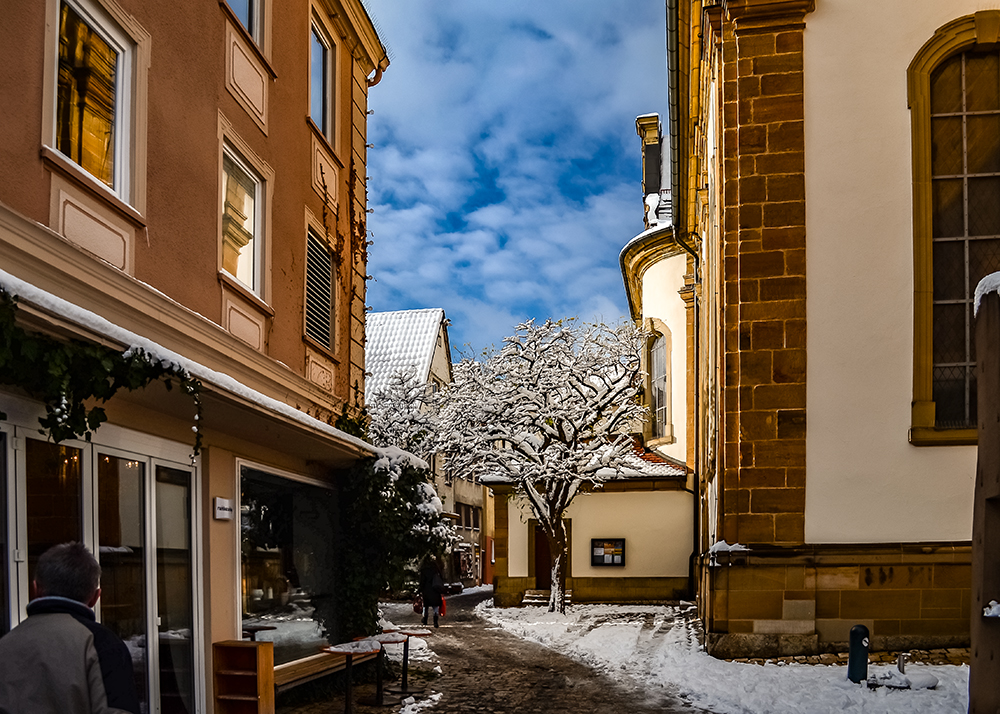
[
  {"xmin": 222, "ymin": 145, "xmax": 265, "ymax": 296},
  {"xmin": 2, "ymin": 415, "xmax": 204, "ymax": 712},
  {"xmin": 52, "ymin": 0, "xmax": 133, "ymax": 201}
]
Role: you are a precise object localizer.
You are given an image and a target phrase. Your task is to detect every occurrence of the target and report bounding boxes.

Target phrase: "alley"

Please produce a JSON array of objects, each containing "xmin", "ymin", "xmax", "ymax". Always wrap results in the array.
[
  {"xmin": 390, "ymin": 589, "xmax": 706, "ymax": 713},
  {"xmin": 278, "ymin": 589, "xmax": 708, "ymax": 714}
]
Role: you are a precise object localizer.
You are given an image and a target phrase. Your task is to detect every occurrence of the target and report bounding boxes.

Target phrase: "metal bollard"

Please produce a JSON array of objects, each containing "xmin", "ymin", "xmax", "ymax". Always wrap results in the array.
[{"xmin": 847, "ymin": 624, "xmax": 870, "ymax": 683}]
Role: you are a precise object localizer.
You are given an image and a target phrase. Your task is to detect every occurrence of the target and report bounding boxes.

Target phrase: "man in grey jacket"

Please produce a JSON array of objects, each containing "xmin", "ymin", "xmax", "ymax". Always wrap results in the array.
[{"xmin": 0, "ymin": 542, "xmax": 140, "ymax": 714}]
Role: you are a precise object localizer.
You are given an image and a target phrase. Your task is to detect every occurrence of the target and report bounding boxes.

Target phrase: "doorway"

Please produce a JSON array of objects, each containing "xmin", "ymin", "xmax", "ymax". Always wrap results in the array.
[
  {"xmin": 5, "ymin": 429, "xmax": 201, "ymax": 714},
  {"xmin": 529, "ymin": 520, "xmax": 571, "ymax": 591}
]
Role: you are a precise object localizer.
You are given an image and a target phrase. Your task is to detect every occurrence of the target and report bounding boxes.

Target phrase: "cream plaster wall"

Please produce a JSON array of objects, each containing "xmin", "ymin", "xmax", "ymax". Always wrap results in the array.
[
  {"xmin": 803, "ymin": 1, "xmax": 986, "ymax": 543},
  {"xmin": 506, "ymin": 490, "xmax": 693, "ymax": 578},
  {"xmin": 642, "ymin": 254, "xmax": 688, "ymax": 461}
]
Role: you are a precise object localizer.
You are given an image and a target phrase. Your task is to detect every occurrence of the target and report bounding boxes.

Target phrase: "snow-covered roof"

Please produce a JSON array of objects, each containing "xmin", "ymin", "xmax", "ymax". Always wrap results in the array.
[
  {"xmin": 366, "ymin": 308, "xmax": 446, "ymax": 400},
  {"xmin": 479, "ymin": 447, "xmax": 686, "ymax": 485}
]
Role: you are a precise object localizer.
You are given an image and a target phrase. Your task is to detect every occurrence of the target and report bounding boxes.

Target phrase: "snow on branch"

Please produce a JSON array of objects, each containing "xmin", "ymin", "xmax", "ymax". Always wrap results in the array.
[{"xmin": 432, "ymin": 318, "xmax": 647, "ymax": 502}]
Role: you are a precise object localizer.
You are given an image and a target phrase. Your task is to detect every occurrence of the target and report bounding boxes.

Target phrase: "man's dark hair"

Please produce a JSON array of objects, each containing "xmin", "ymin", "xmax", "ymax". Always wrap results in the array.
[{"xmin": 34, "ymin": 542, "xmax": 101, "ymax": 603}]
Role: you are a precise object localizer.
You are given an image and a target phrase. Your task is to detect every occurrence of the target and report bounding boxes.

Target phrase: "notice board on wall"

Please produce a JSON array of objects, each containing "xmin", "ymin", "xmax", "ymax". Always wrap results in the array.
[{"xmin": 591, "ymin": 538, "xmax": 625, "ymax": 566}]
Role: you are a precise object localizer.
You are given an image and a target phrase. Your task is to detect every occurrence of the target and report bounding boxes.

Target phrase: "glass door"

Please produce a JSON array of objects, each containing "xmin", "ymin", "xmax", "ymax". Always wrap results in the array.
[
  {"xmin": 97, "ymin": 451, "xmax": 150, "ymax": 712},
  {"xmin": 155, "ymin": 465, "xmax": 194, "ymax": 714},
  {"xmin": 0, "ymin": 431, "xmax": 8, "ymax": 636},
  {"xmin": 25, "ymin": 437, "xmax": 85, "ymax": 589}
]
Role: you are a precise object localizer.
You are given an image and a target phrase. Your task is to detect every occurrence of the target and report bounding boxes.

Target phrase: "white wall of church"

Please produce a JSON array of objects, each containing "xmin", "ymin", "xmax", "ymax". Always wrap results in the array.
[
  {"xmin": 642, "ymin": 254, "xmax": 688, "ymax": 462},
  {"xmin": 803, "ymin": 0, "xmax": 985, "ymax": 543}
]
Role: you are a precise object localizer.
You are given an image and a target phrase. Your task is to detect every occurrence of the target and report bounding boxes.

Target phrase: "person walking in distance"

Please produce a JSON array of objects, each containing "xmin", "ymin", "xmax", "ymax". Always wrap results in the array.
[
  {"xmin": 0, "ymin": 542, "xmax": 140, "ymax": 714},
  {"xmin": 419, "ymin": 556, "xmax": 445, "ymax": 628}
]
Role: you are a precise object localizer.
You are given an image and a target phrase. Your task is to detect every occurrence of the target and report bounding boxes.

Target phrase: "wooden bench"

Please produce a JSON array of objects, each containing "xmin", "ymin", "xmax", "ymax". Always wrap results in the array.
[
  {"xmin": 214, "ymin": 640, "xmax": 379, "ymax": 713},
  {"xmin": 273, "ymin": 649, "xmax": 378, "ymax": 693}
]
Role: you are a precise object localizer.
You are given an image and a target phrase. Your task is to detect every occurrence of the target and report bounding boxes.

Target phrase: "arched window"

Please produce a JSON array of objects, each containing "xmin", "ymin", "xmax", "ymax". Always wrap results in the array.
[
  {"xmin": 643, "ymin": 318, "xmax": 673, "ymax": 443},
  {"xmin": 651, "ymin": 333, "xmax": 669, "ymax": 439},
  {"xmin": 909, "ymin": 12, "xmax": 1000, "ymax": 444}
]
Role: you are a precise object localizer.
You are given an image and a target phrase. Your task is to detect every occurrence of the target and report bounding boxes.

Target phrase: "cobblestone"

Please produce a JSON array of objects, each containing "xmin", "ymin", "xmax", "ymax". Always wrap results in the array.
[{"xmin": 279, "ymin": 590, "xmax": 708, "ymax": 713}]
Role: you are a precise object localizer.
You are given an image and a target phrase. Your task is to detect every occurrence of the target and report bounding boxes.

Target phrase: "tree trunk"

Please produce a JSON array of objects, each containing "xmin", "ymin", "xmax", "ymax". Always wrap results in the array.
[{"xmin": 545, "ymin": 518, "xmax": 569, "ymax": 614}]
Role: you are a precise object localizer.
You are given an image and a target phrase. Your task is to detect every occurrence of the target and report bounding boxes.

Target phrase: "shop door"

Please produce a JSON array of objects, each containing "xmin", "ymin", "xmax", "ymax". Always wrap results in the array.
[{"xmin": 7, "ymin": 432, "xmax": 199, "ymax": 714}]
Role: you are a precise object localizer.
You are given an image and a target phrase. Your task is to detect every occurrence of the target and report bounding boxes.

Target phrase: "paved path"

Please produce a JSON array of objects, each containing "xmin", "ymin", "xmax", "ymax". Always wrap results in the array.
[
  {"xmin": 277, "ymin": 589, "xmax": 708, "ymax": 713},
  {"xmin": 390, "ymin": 589, "xmax": 706, "ymax": 714}
]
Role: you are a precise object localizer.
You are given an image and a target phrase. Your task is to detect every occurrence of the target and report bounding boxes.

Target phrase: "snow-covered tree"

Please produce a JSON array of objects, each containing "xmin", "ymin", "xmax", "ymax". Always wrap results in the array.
[
  {"xmin": 432, "ymin": 319, "xmax": 646, "ymax": 613},
  {"xmin": 367, "ymin": 367, "xmax": 433, "ymax": 459}
]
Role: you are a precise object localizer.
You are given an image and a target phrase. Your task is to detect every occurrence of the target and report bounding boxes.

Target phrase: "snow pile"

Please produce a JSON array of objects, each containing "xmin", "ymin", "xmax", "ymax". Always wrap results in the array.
[
  {"xmin": 984, "ymin": 600, "xmax": 1000, "ymax": 617},
  {"xmin": 708, "ymin": 540, "xmax": 750, "ymax": 566},
  {"xmin": 399, "ymin": 692, "xmax": 442, "ymax": 713},
  {"xmin": 476, "ymin": 602, "xmax": 969, "ymax": 714}
]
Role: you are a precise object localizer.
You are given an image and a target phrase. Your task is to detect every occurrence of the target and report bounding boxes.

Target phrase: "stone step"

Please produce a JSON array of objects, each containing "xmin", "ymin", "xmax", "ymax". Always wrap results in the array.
[{"xmin": 521, "ymin": 589, "xmax": 573, "ymax": 606}]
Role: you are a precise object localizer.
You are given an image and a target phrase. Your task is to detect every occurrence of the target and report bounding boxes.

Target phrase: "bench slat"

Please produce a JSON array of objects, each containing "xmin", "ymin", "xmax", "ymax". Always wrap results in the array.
[{"xmin": 274, "ymin": 651, "xmax": 378, "ymax": 692}]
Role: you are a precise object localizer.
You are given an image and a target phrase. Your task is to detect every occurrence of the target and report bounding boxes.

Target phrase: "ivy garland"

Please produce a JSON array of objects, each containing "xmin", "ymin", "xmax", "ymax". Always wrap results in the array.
[{"xmin": 0, "ymin": 289, "xmax": 203, "ymax": 457}]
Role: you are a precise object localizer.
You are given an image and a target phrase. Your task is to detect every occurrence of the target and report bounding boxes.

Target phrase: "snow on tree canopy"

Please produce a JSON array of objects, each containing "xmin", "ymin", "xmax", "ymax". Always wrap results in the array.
[{"xmin": 432, "ymin": 318, "xmax": 647, "ymax": 613}]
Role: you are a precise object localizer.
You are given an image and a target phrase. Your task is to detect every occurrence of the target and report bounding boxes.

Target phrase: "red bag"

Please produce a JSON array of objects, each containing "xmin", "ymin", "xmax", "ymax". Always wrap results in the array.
[
  {"xmin": 412, "ymin": 595, "xmax": 423, "ymax": 614},
  {"xmin": 440, "ymin": 596, "xmax": 446, "ymax": 617}
]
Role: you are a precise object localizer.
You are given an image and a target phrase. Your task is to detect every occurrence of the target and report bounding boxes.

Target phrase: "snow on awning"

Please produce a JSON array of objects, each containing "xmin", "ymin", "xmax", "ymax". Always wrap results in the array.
[{"xmin": 0, "ymin": 268, "xmax": 377, "ymax": 462}]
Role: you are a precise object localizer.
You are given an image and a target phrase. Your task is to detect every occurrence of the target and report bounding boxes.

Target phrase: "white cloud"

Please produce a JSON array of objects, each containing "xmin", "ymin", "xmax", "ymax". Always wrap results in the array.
[{"xmin": 363, "ymin": 0, "xmax": 667, "ymax": 351}]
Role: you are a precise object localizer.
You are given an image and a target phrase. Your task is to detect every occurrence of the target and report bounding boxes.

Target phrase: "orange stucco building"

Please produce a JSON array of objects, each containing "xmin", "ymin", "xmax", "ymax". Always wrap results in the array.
[{"xmin": 0, "ymin": 0, "xmax": 387, "ymax": 709}]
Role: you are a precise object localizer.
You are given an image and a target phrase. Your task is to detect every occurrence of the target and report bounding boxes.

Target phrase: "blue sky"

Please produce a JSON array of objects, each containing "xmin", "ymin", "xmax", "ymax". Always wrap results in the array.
[{"xmin": 363, "ymin": 0, "xmax": 667, "ymax": 353}]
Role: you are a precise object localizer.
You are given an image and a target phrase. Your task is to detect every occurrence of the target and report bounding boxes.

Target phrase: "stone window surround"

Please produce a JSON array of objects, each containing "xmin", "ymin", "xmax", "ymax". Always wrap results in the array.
[
  {"xmin": 308, "ymin": 3, "xmax": 343, "ymax": 160},
  {"xmin": 40, "ymin": 0, "xmax": 150, "ymax": 215},
  {"xmin": 909, "ymin": 11, "xmax": 1000, "ymax": 446}
]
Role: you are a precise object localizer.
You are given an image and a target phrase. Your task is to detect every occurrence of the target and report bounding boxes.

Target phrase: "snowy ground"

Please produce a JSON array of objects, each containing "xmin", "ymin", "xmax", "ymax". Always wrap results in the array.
[{"xmin": 474, "ymin": 600, "xmax": 970, "ymax": 714}]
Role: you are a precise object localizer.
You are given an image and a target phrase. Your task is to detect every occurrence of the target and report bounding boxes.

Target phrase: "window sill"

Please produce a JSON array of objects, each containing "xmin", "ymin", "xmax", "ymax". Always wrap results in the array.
[
  {"xmin": 41, "ymin": 145, "xmax": 145, "ymax": 227},
  {"xmin": 218, "ymin": 1, "xmax": 276, "ymax": 78},
  {"xmin": 307, "ymin": 118, "xmax": 344, "ymax": 169},
  {"xmin": 303, "ymin": 334, "xmax": 339, "ymax": 364},
  {"xmin": 908, "ymin": 427, "xmax": 977, "ymax": 446},
  {"xmin": 218, "ymin": 270, "xmax": 274, "ymax": 317}
]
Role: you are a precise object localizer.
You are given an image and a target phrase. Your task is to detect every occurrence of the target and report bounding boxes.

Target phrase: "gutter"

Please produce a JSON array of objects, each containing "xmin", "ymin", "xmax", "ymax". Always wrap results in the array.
[{"xmin": 665, "ymin": 0, "xmax": 682, "ymax": 230}]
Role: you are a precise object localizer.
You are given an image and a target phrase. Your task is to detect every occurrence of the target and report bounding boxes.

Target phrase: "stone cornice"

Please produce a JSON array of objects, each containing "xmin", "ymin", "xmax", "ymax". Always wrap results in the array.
[
  {"xmin": 724, "ymin": 0, "xmax": 814, "ymax": 28},
  {"xmin": 0, "ymin": 201, "xmax": 347, "ymax": 426},
  {"xmin": 620, "ymin": 224, "xmax": 688, "ymax": 321}
]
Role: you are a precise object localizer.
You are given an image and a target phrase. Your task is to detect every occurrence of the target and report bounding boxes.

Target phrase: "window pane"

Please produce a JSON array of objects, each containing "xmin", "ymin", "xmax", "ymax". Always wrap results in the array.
[
  {"xmin": 933, "ymin": 302, "xmax": 967, "ymax": 364},
  {"xmin": 933, "ymin": 365, "xmax": 970, "ymax": 427},
  {"xmin": 310, "ymin": 29, "xmax": 327, "ymax": 134},
  {"xmin": 155, "ymin": 466, "xmax": 194, "ymax": 714},
  {"xmin": 932, "ymin": 179, "xmax": 964, "ymax": 238},
  {"xmin": 98, "ymin": 454, "xmax": 148, "ymax": 710},
  {"xmin": 227, "ymin": 0, "xmax": 253, "ymax": 36},
  {"xmin": 222, "ymin": 153, "xmax": 259, "ymax": 292},
  {"xmin": 26, "ymin": 440, "xmax": 82, "ymax": 584},
  {"xmin": 965, "ymin": 52, "xmax": 1000, "ymax": 112},
  {"xmin": 57, "ymin": 2, "xmax": 118, "ymax": 188},
  {"xmin": 931, "ymin": 54, "xmax": 962, "ymax": 114},
  {"xmin": 968, "ymin": 177, "xmax": 1000, "ymax": 236},
  {"xmin": 241, "ymin": 468, "xmax": 338, "ymax": 665},
  {"xmin": 967, "ymin": 115, "xmax": 1000, "ymax": 175},
  {"xmin": 931, "ymin": 117, "xmax": 963, "ymax": 176},
  {"xmin": 0, "ymin": 434, "xmax": 7, "ymax": 636},
  {"xmin": 651, "ymin": 335, "xmax": 668, "ymax": 438},
  {"xmin": 932, "ymin": 240, "xmax": 965, "ymax": 301}
]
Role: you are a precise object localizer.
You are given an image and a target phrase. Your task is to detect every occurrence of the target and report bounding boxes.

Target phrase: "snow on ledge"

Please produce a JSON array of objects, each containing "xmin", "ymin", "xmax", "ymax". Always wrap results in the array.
[
  {"xmin": 974, "ymin": 271, "xmax": 1000, "ymax": 316},
  {"xmin": 984, "ymin": 600, "xmax": 1000, "ymax": 617},
  {"xmin": 708, "ymin": 540, "xmax": 750, "ymax": 554},
  {"xmin": 0, "ymin": 268, "xmax": 377, "ymax": 457}
]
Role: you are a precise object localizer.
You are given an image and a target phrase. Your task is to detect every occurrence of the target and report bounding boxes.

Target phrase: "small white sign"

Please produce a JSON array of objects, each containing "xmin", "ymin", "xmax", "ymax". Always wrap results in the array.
[{"xmin": 214, "ymin": 497, "xmax": 234, "ymax": 520}]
